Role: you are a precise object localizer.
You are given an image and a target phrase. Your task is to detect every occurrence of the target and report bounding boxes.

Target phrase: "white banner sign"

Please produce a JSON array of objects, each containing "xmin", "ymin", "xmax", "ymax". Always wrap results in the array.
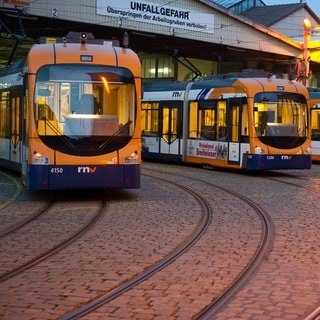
[{"xmin": 97, "ymin": 0, "xmax": 214, "ymax": 34}]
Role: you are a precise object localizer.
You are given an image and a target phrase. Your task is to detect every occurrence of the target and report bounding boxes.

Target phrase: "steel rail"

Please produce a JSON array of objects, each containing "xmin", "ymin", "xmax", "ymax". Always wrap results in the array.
[
  {"xmin": 0, "ymin": 193, "xmax": 107, "ymax": 282},
  {"xmin": 60, "ymin": 174, "xmax": 213, "ymax": 320}
]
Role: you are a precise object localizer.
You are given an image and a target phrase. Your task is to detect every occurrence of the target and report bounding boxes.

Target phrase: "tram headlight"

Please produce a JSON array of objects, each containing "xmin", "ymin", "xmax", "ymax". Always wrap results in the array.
[
  {"xmin": 32, "ymin": 151, "xmax": 49, "ymax": 164},
  {"xmin": 254, "ymin": 146, "xmax": 266, "ymax": 154},
  {"xmin": 306, "ymin": 147, "xmax": 312, "ymax": 154},
  {"xmin": 124, "ymin": 151, "xmax": 139, "ymax": 164}
]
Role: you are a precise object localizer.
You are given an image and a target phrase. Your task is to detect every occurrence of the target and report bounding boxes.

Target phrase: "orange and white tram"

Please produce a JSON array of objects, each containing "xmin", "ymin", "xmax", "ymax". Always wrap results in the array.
[
  {"xmin": 0, "ymin": 32, "xmax": 141, "ymax": 189},
  {"xmin": 141, "ymin": 74, "xmax": 312, "ymax": 170}
]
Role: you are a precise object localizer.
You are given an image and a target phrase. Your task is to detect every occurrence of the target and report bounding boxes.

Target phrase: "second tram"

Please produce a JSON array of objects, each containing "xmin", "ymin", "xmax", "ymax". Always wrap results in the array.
[
  {"xmin": 141, "ymin": 75, "xmax": 311, "ymax": 170},
  {"xmin": 309, "ymin": 88, "xmax": 320, "ymax": 161},
  {"xmin": 0, "ymin": 32, "xmax": 141, "ymax": 189}
]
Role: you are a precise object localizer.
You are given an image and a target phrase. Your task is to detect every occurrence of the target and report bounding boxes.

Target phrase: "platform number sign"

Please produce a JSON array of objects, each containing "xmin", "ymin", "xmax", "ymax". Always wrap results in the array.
[{"xmin": 51, "ymin": 8, "xmax": 57, "ymax": 17}]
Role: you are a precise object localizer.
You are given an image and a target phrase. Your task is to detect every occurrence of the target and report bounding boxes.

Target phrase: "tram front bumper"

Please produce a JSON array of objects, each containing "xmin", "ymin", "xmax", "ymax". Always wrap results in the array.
[
  {"xmin": 242, "ymin": 154, "xmax": 312, "ymax": 170},
  {"xmin": 26, "ymin": 164, "xmax": 141, "ymax": 190}
]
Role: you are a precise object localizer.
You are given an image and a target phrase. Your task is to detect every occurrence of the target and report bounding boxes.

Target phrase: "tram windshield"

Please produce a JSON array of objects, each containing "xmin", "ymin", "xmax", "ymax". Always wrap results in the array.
[
  {"xmin": 34, "ymin": 64, "xmax": 136, "ymax": 155},
  {"xmin": 254, "ymin": 92, "xmax": 308, "ymax": 148}
]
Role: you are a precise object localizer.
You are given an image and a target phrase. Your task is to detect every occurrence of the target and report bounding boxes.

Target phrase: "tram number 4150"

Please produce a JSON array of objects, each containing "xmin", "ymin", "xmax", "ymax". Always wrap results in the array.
[{"xmin": 50, "ymin": 167, "xmax": 64, "ymax": 174}]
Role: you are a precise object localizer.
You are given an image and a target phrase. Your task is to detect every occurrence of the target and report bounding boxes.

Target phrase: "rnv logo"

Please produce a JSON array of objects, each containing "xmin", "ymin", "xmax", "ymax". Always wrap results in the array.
[
  {"xmin": 78, "ymin": 167, "xmax": 97, "ymax": 173},
  {"xmin": 281, "ymin": 155, "xmax": 292, "ymax": 160}
]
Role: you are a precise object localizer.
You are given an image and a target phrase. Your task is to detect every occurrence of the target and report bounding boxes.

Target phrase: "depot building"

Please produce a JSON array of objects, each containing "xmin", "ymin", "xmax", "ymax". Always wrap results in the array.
[{"xmin": 0, "ymin": 0, "xmax": 319, "ymax": 85}]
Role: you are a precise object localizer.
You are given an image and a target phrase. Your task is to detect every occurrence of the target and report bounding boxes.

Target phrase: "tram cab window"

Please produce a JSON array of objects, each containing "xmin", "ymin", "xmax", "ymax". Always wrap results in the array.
[
  {"xmin": 254, "ymin": 92, "xmax": 307, "ymax": 138},
  {"xmin": 35, "ymin": 64, "xmax": 136, "ymax": 138}
]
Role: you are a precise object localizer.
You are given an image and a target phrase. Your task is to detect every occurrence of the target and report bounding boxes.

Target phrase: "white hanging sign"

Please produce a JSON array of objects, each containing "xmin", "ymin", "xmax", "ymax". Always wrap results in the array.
[{"xmin": 97, "ymin": 0, "xmax": 214, "ymax": 34}]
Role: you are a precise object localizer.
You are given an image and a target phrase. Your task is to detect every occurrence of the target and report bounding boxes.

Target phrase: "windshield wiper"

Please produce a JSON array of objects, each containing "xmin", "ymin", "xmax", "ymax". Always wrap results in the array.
[
  {"xmin": 40, "ymin": 118, "xmax": 76, "ymax": 150},
  {"xmin": 97, "ymin": 120, "xmax": 132, "ymax": 151}
]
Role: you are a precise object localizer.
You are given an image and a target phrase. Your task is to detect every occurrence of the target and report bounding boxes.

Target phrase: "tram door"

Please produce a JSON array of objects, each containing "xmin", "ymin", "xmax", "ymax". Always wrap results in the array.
[
  {"xmin": 228, "ymin": 98, "xmax": 241, "ymax": 164},
  {"xmin": 311, "ymin": 106, "xmax": 320, "ymax": 158},
  {"xmin": 9, "ymin": 89, "xmax": 22, "ymax": 164},
  {"xmin": 159, "ymin": 102, "xmax": 181, "ymax": 159}
]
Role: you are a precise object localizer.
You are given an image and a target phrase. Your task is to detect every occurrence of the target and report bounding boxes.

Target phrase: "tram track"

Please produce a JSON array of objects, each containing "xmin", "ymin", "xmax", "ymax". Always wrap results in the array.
[
  {"xmin": 144, "ymin": 166, "xmax": 274, "ymax": 320},
  {"xmin": 60, "ymin": 167, "xmax": 274, "ymax": 320},
  {"xmin": 0, "ymin": 191, "xmax": 107, "ymax": 283},
  {"xmin": 261, "ymin": 170, "xmax": 320, "ymax": 195},
  {"xmin": 0, "ymin": 169, "xmax": 53, "ymax": 237},
  {"xmin": 257, "ymin": 170, "xmax": 320, "ymax": 320},
  {"xmin": 167, "ymin": 165, "xmax": 320, "ymax": 320},
  {"xmin": 193, "ymin": 183, "xmax": 273, "ymax": 319},
  {"xmin": 0, "ymin": 196, "xmax": 54, "ymax": 238},
  {"xmin": 142, "ymin": 165, "xmax": 319, "ymax": 320},
  {"xmin": 60, "ymin": 175, "xmax": 213, "ymax": 320},
  {"xmin": 0, "ymin": 170, "xmax": 22, "ymax": 211},
  {"xmin": 1, "ymin": 164, "xmax": 318, "ymax": 319}
]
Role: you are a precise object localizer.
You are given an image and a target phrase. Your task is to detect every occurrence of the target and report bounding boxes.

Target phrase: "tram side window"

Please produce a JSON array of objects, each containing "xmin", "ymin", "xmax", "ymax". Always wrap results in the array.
[
  {"xmin": 241, "ymin": 103, "xmax": 249, "ymax": 137},
  {"xmin": 231, "ymin": 105, "xmax": 239, "ymax": 142},
  {"xmin": 217, "ymin": 101, "xmax": 227, "ymax": 140},
  {"xmin": 189, "ymin": 102, "xmax": 198, "ymax": 138},
  {"xmin": 189, "ymin": 100, "xmax": 227, "ymax": 141},
  {"xmin": 311, "ymin": 109, "xmax": 320, "ymax": 139},
  {"xmin": 199, "ymin": 108, "xmax": 216, "ymax": 140},
  {"xmin": 141, "ymin": 102, "xmax": 159, "ymax": 136},
  {"xmin": 0, "ymin": 91, "xmax": 10, "ymax": 138},
  {"xmin": 196, "ymin": 100, "xmax": 217, "ymax": 140}
]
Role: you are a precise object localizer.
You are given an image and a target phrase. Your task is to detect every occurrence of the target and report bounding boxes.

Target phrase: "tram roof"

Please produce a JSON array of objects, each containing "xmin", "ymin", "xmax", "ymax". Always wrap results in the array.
[
  {"xmin": 143, "ymin": 78, "xmax": 237, "ymax": 92},
  {"xmin": 143, "ymin": 69, "xmax": 272, "ymax": 92}
]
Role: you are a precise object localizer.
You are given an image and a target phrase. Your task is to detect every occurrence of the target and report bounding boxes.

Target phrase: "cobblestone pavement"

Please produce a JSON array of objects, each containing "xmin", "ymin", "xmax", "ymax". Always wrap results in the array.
[{"xmin": 0, "ymin": 163, "xmax": 320, "ymax": 320}]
